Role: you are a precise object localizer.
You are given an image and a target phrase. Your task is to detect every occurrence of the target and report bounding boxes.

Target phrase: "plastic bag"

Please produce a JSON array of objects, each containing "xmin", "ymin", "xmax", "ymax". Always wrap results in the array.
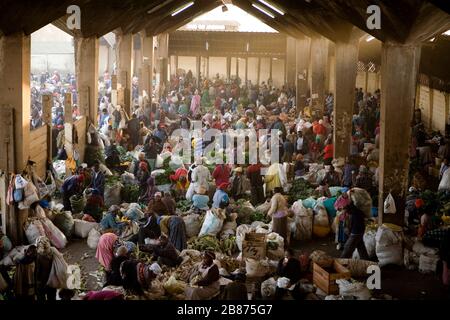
[
  {"xmin": 418, "ymin": 254, "xmax": 439, "ymax": 274},
  {"xmin": 183, "ymin": 214, "xmax": 202, "ymax": 238},
  {"xmin": 41, "ymin": 218, "xmax": 68, "ymax": 249},
  {"xmin": 104, "ymin": 183, "xmax": 123, "ymax": 208},
  {"xmin": 375, "ymin": 225, "xmax": 403, "ymax": 267},
  {"xmin": 24, "ymin": 219, "xmax": 46, "ymax": 245},
  {"xmin": 384, "ymin": 193, "xmax": 396, "ymax": 214},
  {"xmin": 74, "ymin": 219, "xmax": 98, "ymax": 238},
  {"xmin": 155, "ymin": 154, "xmax": 164, "ymax": 169},
  {"xmin": 47, "ymin": 248, "xmax": 69, "ymax": 289},
  {"xmin": 336, "ymin": 279, "xmax": 371, "ymax": 300},
  {"xmin": 70, "ymin": 194, "xmax": 86, "ymax": 214},
  {"xmin": 245, "ymin": 258, "xmax": 270, "ymax": 277},
  {"xmin": 15, "ymin": 174, "xmax": 28, "ymax": 189},
  {"xmin": 52, "ymin": 211, "xmax": 75, "ymax": 238},
  {"xmin": 198, "ymin": 209, "xmax": 226, "ymax": 238},
  {"xmin": 163, "ymin": 276, "xmax": 187, "ymax": 295},
  {"xmin": 349, "ymin": 188, "xmax": 372, "ymax": 218},
  {"xmin": 169, "ymin": 155, "xmax": 184, "ymax": 171},
  {"xmin": 19, "ymin": 181, "xmax": 40, "ymax": 209},
  {"xmin": 261, "ymin": 277, "xmax": 277, "ymax": 298},
  {"xmin": 236, "ymin": 224, "xmax": 252, "ymax": 251},
  {"xmin": 87, "ymin": 227, "xmax": 101, "ymax": 249},
  {"xmin": 302, "ymin": 197, "xmax": 317, "ymax": 209},
  {"xmin": 266, "ymin": 232, "xmax": 285, "ymax": 261}
]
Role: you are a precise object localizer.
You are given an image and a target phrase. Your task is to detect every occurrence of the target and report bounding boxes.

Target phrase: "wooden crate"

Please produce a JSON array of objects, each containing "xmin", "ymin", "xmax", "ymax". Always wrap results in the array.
[{"xmin": 313, "ymin": 261, "xmax": 351, "ymax": 295}]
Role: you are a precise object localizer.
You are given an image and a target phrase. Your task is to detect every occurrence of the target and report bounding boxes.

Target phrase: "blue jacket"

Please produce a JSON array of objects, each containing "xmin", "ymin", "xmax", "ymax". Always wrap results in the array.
[
  {"xmin": 91, "ymin": 170, "xmax": 105, "ymax": 196},
  {"xmin": 100, "ymin": 213, "xmax": 124, "ymax": 232},
  {"xmin": 212, "ymin": 189, "xmax": 229, "ymax": 208}
]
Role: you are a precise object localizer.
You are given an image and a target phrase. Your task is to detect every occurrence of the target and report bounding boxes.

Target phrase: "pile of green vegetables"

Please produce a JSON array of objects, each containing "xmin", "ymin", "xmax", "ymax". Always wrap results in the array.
[
  {"xmin": 105, "ymin": 175, "xmax": 120, "ymax": 186},
  {"xmin": 419, "ymin": 189, "xmax": 450, "ymax": 215},
  {"xmin": 250, "ymin": 210, "xmax": 271, "ymax": 224},
  {"xmin": 121, "ymin": 184, "xmax": 140, "ymax": 203},
  {"xmin": 155, "ymin": 157, "xmax": 175, "ymax": 185},
  {"xmin": 177, "ymin": 199, "xmax": 193, "ymax": 212},
  {"xmin": 188, "ymin": 236, "xmax": 221, "ymax": 252},
  {"xmin": 288, "ymin": 179, "xmax": 315, "ymax": 204}
]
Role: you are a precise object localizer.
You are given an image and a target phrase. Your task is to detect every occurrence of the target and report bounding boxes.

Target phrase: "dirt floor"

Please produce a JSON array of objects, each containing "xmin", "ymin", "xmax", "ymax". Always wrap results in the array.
[{"xmin": 62, "ymin": 234, "xmax": 449, "ymax": 300}]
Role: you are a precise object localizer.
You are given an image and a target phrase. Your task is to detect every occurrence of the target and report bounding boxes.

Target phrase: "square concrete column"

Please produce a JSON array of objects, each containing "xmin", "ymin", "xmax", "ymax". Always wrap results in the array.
[
  {"xmin": 0, "ymin": 32, "xmax": 31, "ymax": 244},
  {"xmin": 333, "ymin": 40, "xmax": 359, "ymax": 159},
  {"xmin": 116, "ymin": 33, "xmax": 134, "ymax": 115},
  {"xmin": 286, "ymin": 36, "xmax": 297, "ymax": 87},
  {"xmin": 75, "ymin": 37, "xmax": 99, "ymax": 123},
  {"xmin": 140, "ymin": 32, "xmax": 154, "ymax": 102},
  {"xmin": 378, "ymin": 42, "xmax": 421, "ymax": 226},
  {"xmin": 0, "ymin": 33, "xmax": 31, "ymax": 171},
  {"xmin": 196, "ymin": 56, "xmax": 201, "ymax": 86},
  {"xmin": 310, "ymin": 36, "xmax": 329, "ymax": 111},
  {"xmin": 155, "ymin": 33, "xmax": 169, "ymax": 100},
  {"xmin": 226, "ymin": 56, "xmax": 231, "ymax": 80},
  {"xmin": 296, "ymin": 37, "xmax": 311, "ymax": 114}
]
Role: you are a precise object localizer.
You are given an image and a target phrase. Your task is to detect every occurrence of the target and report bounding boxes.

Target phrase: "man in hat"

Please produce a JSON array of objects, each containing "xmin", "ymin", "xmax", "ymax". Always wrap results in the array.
[
  {"xmin": 185, "ymin": 250, "xmax": 220, "ymax": 300},
  {"xmin": 100, "ymin": 205, "xmax": 127, "ymax": 234}
]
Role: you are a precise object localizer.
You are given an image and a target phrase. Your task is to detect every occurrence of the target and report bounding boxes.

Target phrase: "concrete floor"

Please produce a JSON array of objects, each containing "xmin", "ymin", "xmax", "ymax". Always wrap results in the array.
[{"xmin": 62, "ymin": 235, "xmax": 449, "ymax": 300}]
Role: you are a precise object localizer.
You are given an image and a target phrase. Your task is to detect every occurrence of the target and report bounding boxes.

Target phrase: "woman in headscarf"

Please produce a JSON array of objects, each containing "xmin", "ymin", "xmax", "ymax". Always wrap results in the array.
[
  {"xmin": 83, "ymin": 188, "xmax": 104, "ymax": 222},
  {"xmin": 185, "ymin": 251, "xmax": 220, "ymax": 300},
  {"xmin": 148, "ymin": 192, "xmax": 169, "ymax": 216},
  {"xmin": 141, "ymin": 175, "xmax": 159, "ymax": 204},
  {"xmin": 104, "ymin": 246, "xmax": 129, "ymax": 287},
  {"xmin": 96, "ymin": 233, "xmax": 119, "ymax": 271},
  {"xmin": 170, "ymin": 167, "xmax": 189, "ymax": 199},
  {"xmin": 190, "ymin": 89, "xmax": 201, "ymax": 117},
  {"xmin": 137, "ymin": 161, "xmax": 151, "ymax": 202},
  {"xmin": 120, "ymin": 260, "xmax": 161, "ymax": 295},
  {"xmin": 267, "ymin": 187, "xmax": 289, "ymax": 247}
]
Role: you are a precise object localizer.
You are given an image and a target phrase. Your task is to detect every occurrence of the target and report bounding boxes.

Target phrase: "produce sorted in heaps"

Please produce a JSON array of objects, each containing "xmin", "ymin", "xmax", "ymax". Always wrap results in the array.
[
  {"xmin": 121, "ymin": 184, "xmax": 140, "ymax": 203},
  {"xmin": 105, "ymin": 175, "xmax": 120, "ymax": 186},
  {"xmin": 177, "ymin": 200, "xmax": 193, "ymax": 212},
  {"xmin": 250, "ymin": 210, "xmax": 271, "ymax": 223},
  {"xmin": 188, "ymin": 235, "xmax": 221, "ymax": 252},
  {"xmin": 288, "ymin": 179, "xmax": 315, "ymax": 204},
  {"xmin": 219, "ymin": 236, "xmax": 238, "ymax": 255}
]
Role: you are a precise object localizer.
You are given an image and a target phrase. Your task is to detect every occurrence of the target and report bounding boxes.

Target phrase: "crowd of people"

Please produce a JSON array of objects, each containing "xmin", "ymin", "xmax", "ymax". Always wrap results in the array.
[{"xmin": 2, "ymin": 67, "xmax": 449, "ymax": 301}]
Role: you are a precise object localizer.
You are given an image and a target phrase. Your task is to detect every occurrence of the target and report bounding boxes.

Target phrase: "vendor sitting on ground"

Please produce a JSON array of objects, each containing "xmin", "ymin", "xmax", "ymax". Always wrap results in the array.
[
  {"xmin": 212, "ymin": 183, "xmax": 230, "ymax": 209},
  {"xmin": 120, "ymin": 259, "xmax": 161, "ymax": 295},
  {"xmin": 275, "ymin": 249, "xmax": 302, "ymax": 300},
  {"xmin": 148, "ymin": 192, "xmax": 169, "ymax": 215},
  {"xmin": 170, "ymin": 166, "xmax": 189, "ymax": 199},
  {"xmin": 185, "ymin": 250, "xmax": 220, "ymax": 300},
  {"xmin": 136, "ymin": 211, "xmax": 161, "ymax": 245},
  {"xmin": 192, "ymin": 186, "xmax": 210, "ymax": 211},
  {"xmin": 314, "ymin": 180, "xmax": 332, "ymax": 198},
  {"xmin": 141, "ymin": 235, "xmax": 182, "ymax": 268},
  {"xmin": 133, "ymin": 152, "xmax": 151, "ymax": 177},
  {"xmin": 323, "ymin": 165, "xmax": 342, "ymax": 187},
  {"xmin": 100, "ymin": 205, "xmax": 127, "ymax": 234},
  {"xmin": 104, "ymin": 245, "xmax": 129, "ymax": 287},
  {"xmin": 83, "ymin": 188, "xmax": 104, "ymax": 222},
  {"xmin": 162, "ymin": 192, "xmax": 176, "ymax": 215}
]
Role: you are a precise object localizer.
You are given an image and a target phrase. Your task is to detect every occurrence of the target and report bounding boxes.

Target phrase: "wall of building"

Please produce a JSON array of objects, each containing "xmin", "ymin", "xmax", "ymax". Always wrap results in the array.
[
  {"xmin": 418, "ymin": 83, "xmax": 449, "ymax": 134},
  {"xmin": 29, "ymin": 125, "xmax": 48, "ymax": 178}
]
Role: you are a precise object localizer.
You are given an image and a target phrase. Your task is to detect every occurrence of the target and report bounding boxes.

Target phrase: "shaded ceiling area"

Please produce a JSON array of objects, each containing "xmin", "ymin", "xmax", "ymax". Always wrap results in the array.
[
  {"xmin": 1, "ymin": 0, "xmax": 449, "ymax": 82},
  {"xmin": 0, "ymin": 0, "xmax": 449, "ymax": 42}
]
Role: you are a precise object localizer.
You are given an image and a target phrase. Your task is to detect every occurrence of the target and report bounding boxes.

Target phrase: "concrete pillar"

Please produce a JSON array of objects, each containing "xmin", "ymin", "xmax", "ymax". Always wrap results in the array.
[
  {"xmin": 333, "ymin": 40, "xmax": 359, "ymax": 159},
  {"xmin": 64, "ymin": 92, "xmax": 74, "ymax": 177},
  {"xmin": 286, "ymin": 36, "xmax": 297, "ymax": 87},
  {"xmin": 42, "ymin": 94, "xmax": 53, "ymax": 162},
  {"xmin": 378, "ymin": 42, "xmax": 421, "ymax": 226},
  {"xmin": 310, "ymin": 36, "xmax": 329, "ymax": 111},
  {"xmin": 140, "ymin": 33, "xmax": 153, "ymax": 102},
  {"xmin": 155, "ymin": 33, "xmax": 169, "ymax": 100},
  {"xmin": 206, "ymin": 56, "xmax": 210, "ymax": 79},
  {"xmin": 236, "ymin": 58, "xmax": 239, "ymax": 80},
  {"xmin": 75, "ymin": 37, "xmax": 99, "ymax": 123},
  {"xmin": 116, "ymin": 33, "xmax": 134, "ymax": 115},
  {"xmin": 0, "ymin": 33, "xmax": 30, "ymax": 244},
  {"xmin": 296, "ymin": 37, "xmax": 311, "ymax": 114},
  {"xmin": 0, "ymin": 33, "xmax": 31, "ymax": 171},
  {"xmin": 196, "ymin": 56, "xmax": 201, "ymax": 87},
  {"xmin": 257, "ymin": 57, "xmax": 261, "ymax": 86},
  {"xmin": 245, "ymin": 57, "xmax": 248, "ymax": 84},
  {"xmin": 226, "ymin": 56, "xmax": 231, "ymax": 80}
]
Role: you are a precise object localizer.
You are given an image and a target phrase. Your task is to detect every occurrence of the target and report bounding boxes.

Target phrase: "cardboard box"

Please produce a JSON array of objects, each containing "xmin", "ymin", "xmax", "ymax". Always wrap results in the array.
[
  {"xmin": 313, "ymin": 261, "xmax": 351, "ymax": 295},
  {"xmin": 242, "ymin": 233, "xmax": 267, "ymax": 260}
]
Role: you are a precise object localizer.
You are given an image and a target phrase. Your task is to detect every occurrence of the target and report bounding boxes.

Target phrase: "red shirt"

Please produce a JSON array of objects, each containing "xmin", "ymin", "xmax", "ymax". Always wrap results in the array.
[{"xmin": 324, "ymin": 144, "xmax": 334, "ymax": 159}]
